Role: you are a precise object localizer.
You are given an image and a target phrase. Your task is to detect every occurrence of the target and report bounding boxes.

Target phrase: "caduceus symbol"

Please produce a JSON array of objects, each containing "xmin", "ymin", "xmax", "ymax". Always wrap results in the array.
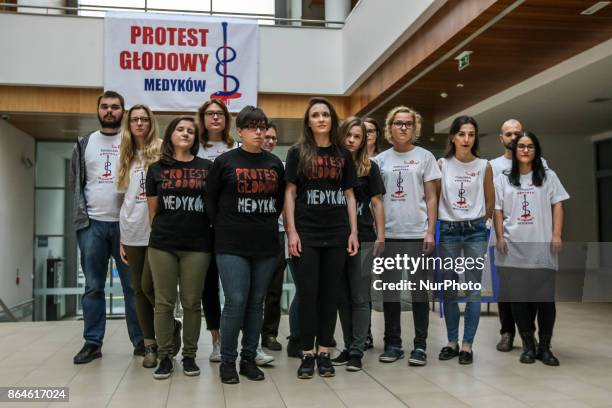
[
  {"xmin": 457, "ymin": 182, "xmax": 466, "ymax": 205},
  {"xmin": 139, "ymin": 170, "xmax": 146, "ymax": 196},
  {"xmin": 103, "ymin": 154, "xmax": 112, "ymax": 177},
  {"xmin": 395, "ymin": 171, "xmax": 404, "ymax": 194},
  {"xmin": 211, "ymin": 22, "xmax": 242, "ymax": 106},
  {"xmin": 521, "ymin": 194, "xmax": 531, "ymax": 219}
]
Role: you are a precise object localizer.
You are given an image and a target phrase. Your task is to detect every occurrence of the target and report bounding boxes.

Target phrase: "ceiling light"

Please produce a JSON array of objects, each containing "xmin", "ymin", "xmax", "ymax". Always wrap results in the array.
[
  {"xmin": 456, "ymin": 83, "xmax": 464, "ymax": 88},
  {"xmin": 581, "ymin": 1, "xmax": 611, "ymax": 15},
  {"xmin": 440, "ymin": 92, "xmax": 448, "ymax": 98}
]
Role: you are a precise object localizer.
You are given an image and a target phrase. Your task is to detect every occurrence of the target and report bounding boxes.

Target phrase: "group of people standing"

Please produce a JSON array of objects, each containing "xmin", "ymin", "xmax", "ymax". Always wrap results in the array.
[{"xmin": 69, "ymin": 90, "xmax": 568, "ymax": 385}]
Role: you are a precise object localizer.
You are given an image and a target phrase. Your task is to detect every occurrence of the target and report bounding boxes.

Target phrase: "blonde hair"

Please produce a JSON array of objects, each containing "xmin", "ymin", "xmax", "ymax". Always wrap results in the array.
[
  {"xmin": 340, "ymin": 116, "xmax": 371, "ymax": 177},
  {"xmin": 117, "ymin": 104, "xmax": 161, "ymax": 191},
  {"xmin": 384, "ymin": 106, "xmax": 422, "ymax": 144}
]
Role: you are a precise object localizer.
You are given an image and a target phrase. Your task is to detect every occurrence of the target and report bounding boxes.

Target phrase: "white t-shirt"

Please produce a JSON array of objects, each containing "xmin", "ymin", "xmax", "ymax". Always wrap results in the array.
[
  {"xmin": 119, "ymin": 154, "xmax": 151, "ymax": 246},
  {"xmin": 84, "ymin": 131, "xmax": 123, "ymax": 221},
  {"xmin": 374, "ymin": 146, "xmax": 441, "ymax": 239},
  {"xmin": 494, "ymin": 169, "xmax": 569, "ymax": 269},
  {"xmin": 197, "ymin": 140, "xmax": 237, "ymax": 161},
  {"xmin": 438, "ymin": 157, "xmax": 488, "ymax": 221}
]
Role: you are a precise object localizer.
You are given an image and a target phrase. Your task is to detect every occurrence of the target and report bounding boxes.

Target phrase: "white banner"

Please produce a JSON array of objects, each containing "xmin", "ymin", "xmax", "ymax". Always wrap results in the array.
[{"xmin": 104, "ymin": 12, "xmax": 258, "ymax": 112}]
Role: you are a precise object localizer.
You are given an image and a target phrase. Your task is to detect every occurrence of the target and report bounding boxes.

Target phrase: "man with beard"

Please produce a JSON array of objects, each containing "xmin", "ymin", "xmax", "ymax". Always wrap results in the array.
[
  {"xmin": 70, "ymin": 91, "xmax": 143, "ymax": 364},
  {"xmin": 490, "ymin": 119, "xmax": 547, "ymax": 352}
]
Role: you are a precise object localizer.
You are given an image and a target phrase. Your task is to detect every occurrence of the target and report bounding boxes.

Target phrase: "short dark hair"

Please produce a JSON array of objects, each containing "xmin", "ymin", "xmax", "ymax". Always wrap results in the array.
[
  {"xmin": 161, "ymin": 116, "xmax": 200, "ymax": 163},
  {"xmin": 267, "ymin": 121, "xmax": 278, "ymax": 133},
  {"xmin": 97, "ymin": 90, "xmax": 125, "ymax": 110},
  {"xmin": 236, "ymin": 105, "xmax": 268, "ymax": 129}
]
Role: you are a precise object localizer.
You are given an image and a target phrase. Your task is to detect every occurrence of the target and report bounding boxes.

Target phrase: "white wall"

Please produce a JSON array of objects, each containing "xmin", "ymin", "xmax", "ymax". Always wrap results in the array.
[
  {"xmin": 0, "ymin": 13, "xmax": 342, "ymax": 94},
  {"xmin": 0, "ymin": 120, "xmax": 35, "ymax": 309}
]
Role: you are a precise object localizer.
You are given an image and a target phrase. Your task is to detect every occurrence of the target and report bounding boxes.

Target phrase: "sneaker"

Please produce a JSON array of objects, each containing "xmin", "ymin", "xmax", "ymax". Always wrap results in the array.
[
  {"xmin": 73, "ymin": 343, "xmax": 102, "ymax": 364},
  {"xmin": 142, "ymin": 344, "xmax": 158, "ymax": 368},
  {"xmin": 255, "ymin": 346, "xmax": 275, "ymax": 366},
  {"xmin": 209, "ymin": 340, "xmax": 221, "ymax": 362},
  {"xmin": 182, "ymin": 357, "xmax": 200, "ymax": 376},
  {"xmin": 297, "ymin": 354, "xmax": 315, "ymax": 379},
  {"xmin": 331, "ymin": 350, "xmax": 350, "ymax": 366},
  {"xmin": 408, "ymin": 348, "xmax": 427, "ymax": 366},
  {"xmin": 286, "ymin": 336, "xmax": 302, "ymax": 359},
  {"xmin": 133, "ymin": 340, "xmax": 146, "ymax": 356},
  {"xmin": 346, "ymin": 355, "xmax": 362, "ymax": 372},
  {"xmin": 172, "ymin": 320, "xmax": 182, "ymax": 357},
  {"xmin": 496, "ymin": 332, "xmax": 514, "ymax": 352},
  {"xmin": 316, "ymin": 352, "xmax": 335, "ymax": 377},
  {"xmin": 262, "ymin": 335, "xmax": 282, "ymax": 351},
  {"xmin": 153, "ymin": 357, "xmax": 173, "ymax": 380},
  {"xmin": 365, "ymin": 333, "xmax": 374, "ymax": 350},
  {"xmin": 239, "ymin": 359, "xmax": 265, "ymax": 381},
  {"xmin": 220, "ymin": 361, "xmax": 239, "ymax": 384},
  {"xmin": 378, "ymin": 347, "xmax": 404, "ymax": 363}
]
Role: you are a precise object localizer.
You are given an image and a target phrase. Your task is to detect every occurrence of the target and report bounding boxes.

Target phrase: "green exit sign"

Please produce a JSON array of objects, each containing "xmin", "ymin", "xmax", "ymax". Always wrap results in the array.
[{"xmin": 455, "ymin": 51, "xmax": 473, "ymax": 71}]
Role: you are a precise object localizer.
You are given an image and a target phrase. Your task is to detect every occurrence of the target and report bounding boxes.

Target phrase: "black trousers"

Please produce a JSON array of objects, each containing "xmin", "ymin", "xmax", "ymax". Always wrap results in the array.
[
  {"xmin": 261, "ymin": 233, "xmax": 286, "ymax": 338},
  {"xmin": 201, "ymin": 255, "xmax": 221, "ymax": 331},
  {"xmin": 498, "ymin": 301, "xmax": 536, "ymax": 335},
  {"xmin": 292, "ymin": 246, "xmax": 347, "ymax": 351},
  {"xmin": 512, "ymin": 302, "xmax": 556, "ymax": 336}
]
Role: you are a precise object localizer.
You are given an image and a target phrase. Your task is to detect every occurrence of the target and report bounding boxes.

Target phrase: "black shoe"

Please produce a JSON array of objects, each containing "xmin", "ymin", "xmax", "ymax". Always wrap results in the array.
[
  {"xmin": 262, "ymin": 335, "xmax": 282, "ymax": 351},
  {"xmin": 286, "ymin": 336, "xmax": 303, "ymax": 359},
  {"xmin": 408, "ymin": 348, "xmax": 427, "ymax": 366},
  {"xmin": 331, "ymin": 350, "xmax": 350, "ymax": 366},
  {"xmin": 317, "ymin": 352, "xmax": 335, "ymax": 377},
  {"xmin": 172, "ymin": 320, "xmax": 182, "ymax": 357},
  {"xmin": 73, "ymin": 343, "xmax": 102, "ymax": 364},
  {"xmin": 364, "ymin": 333, "xmax": 374, "ymax": 350},
  {"xmin": 133, "ymin": 340, "xmax": 146, "ymax": 356},
  {"xmin": 537, "ymin": 335, "xmax": 560, "ymax": 366},
  {"xmin": 458, "ymin": 350, "xmax": 473, "ymax": 365},
  {"xmin": 153, "ymin": 357, "xmax": 173, "ymax": 380},
  {"xmin": 438, "ymin": 345, "xmax": 459, "ymax": 361},
  {"xmin": 297, "ymin": 354, "xmax": 315, "ymax": 379},
  {"xmin": 346, "ymin": 355, "xmax": 362, "ymax": 372},
  {"xmin": 519, "ymin": 331, "xmax": 537, "ymax": 364},
  {"xmin": 220, "ymin": 362, "xmax": 240, "ymax": 384},
  {"xmin": 239, "ymin": 359, "xmax": 265, "ymax": 381},
  {"xmin": 379, "ymin": 347, "xmax": 404, "ymax": 363},
  {"xmin": 182, "ymin": 357, "xmax": 200, "ymax": 376}
]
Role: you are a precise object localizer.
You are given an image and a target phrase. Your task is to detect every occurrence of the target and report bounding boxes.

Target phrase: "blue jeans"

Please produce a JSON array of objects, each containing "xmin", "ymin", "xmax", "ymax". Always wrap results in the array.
[
  {"xmin": 217, "ymin": 253, "xmax": 277, "ymax": 363},
  {"xmin": 76, "ymin": 219, "xmax": 143, "ymax": 346},
  {"xmin": 439, "ymin": 218, "xmax": 487, "ymax": 344}
]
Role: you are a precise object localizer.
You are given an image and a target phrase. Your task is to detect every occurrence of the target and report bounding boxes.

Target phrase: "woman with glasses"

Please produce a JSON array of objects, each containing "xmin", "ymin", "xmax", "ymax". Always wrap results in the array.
[
  {"xmin": 146, "ymin": 116, "xmax": 213, "ymax": 379},
  {"xmin": 331, "ymin": 116, "xmax": 385, "ymax": 372},
  {"xmin": 205, "ymin": 106, "xmax": 285, "ymax": 384},
  {"xmin": 495, "ymin": 131, "xmax": 568, "ymax": 366},
  {"xmin": 195, "ymin": 99, "xmax": 237, "ymax": 363},
  {"xmin": 284, "ymin": 97, "xmax": 359, "ymax": 379},
  {"xmin": 374, "ymin": 106, "xmax": 440, "ymax": 366},
  {"xmin": 363, "ymin": 117, "xmax": 382, "ymax": 158},
  {"xmin": 117, "ymin": 104, "xmax": 163, "ymax": 368},
  {"xmin": 436, "ymin": 116, "xmax": 493, "ymax": 365}
]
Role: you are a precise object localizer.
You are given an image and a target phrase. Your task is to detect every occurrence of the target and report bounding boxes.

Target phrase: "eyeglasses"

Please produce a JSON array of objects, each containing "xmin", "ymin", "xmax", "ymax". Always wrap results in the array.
[
  {"xmin": 517, "ymin": 144, "xmax": 535, "ymax": 151},
  {"xmin": 392, "ymin": 121, "xmax": 414, "ymax": 129},
  {"xmin": 100, "ymin": 104, "xmax": 122, "ymax": 111},
  {"xmin": 204, "ymin": 111, "xmax": 225, "ymax": 118},
  {"xmin": 366, "ymin": 128, "xmax": 378, "ymax": 134},
  {"xmin": 246, "ymin": 123, "xmax": 268, "ymax": 132},
  {"xmin": 130, "ymin": 117, "xmax": 150, "ymax": 123}
]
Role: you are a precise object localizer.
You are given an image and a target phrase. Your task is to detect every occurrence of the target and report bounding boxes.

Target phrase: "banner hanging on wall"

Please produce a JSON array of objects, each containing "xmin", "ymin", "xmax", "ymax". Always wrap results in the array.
[{"xmin": 104, "ymin": 12, "xmax": 259, "ymax": 112}]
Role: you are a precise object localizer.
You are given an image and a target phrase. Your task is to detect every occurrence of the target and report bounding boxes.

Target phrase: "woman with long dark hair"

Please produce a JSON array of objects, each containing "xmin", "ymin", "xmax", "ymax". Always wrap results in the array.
[
  {"xmin": 363, "ymin": 117, "xmax": 382, "ymax": 157},
  {"xmin": 205, "ymin": 106, "xmax": 285, "ymax": 384},
  {"xmin": 117, "ymin": 104, "xmax": 163, "ymax": 368},
  {"xmin": 331, "ymin": 116, "xmax": 385, "ymax": 371},
  {"xmin": 146, "ymin": 116, "xmax": 213, "ymax": 379},
  {"xmin": 284, "ymin": 97, "xmax": 359, "ymax": 379},
  {"xmin": 437, "ymin": 115, "xmax": 493, "ymax": 365},
  {"xmin": 495, "ymin": 131, "xmax": 569, "ymax": 366}
]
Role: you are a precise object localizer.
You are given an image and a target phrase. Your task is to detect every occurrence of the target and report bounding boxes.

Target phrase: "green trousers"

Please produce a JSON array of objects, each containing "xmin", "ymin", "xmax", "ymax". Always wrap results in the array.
[{"xmin": 123, "ymin": 245, "xmax": 155, "ymax": 341}]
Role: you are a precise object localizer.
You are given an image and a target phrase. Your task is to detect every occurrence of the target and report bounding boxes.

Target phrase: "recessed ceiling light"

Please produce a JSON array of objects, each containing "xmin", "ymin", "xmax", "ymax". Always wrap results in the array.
[
  {"xmin": 456, "ymin": 83, "xmax": 464, "ymax": 88},
  {"xmin": 588, "ymin": 97, "xmax": 612, "ymax": 103},
  {"xmin": 581, "ymin": 1, "xmax": 611, "ymax": 15},
  {"xmin": 440, "ymin": 92, "xmax": 448, "ymax": 98}
]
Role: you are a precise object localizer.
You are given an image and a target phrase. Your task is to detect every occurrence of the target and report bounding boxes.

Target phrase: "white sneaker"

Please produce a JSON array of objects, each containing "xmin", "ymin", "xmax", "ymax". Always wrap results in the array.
[
  {"xmin": 255, "ymin": 346, "xmax": 274, "ymax": 366},
  {"xmin": 209, "ymin": 340, "xmax": 221, "ymax": 363}
]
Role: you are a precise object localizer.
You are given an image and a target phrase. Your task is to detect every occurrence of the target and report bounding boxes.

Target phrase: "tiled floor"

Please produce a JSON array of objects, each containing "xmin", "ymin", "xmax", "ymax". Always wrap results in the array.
[{"xmin": 1, "ymin": 303, "xmax": 611, "ymax": 407}]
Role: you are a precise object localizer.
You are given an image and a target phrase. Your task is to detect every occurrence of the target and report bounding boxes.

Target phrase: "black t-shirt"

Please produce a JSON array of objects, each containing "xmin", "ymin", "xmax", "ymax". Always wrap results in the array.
[
  {"xmin": 145, "ymin": 157, "xmax": 213, "ymax": 252},
  {"xmin": 355, "ymin": 161, "xmax": 386, "ymax": 242},
  {"xmin": 285, "ymin": 145, "xmax": 357, "ymax": 247},
  {"xmin": 205, "ymin": 148, "xmax": 285, "ymax": 257}
]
